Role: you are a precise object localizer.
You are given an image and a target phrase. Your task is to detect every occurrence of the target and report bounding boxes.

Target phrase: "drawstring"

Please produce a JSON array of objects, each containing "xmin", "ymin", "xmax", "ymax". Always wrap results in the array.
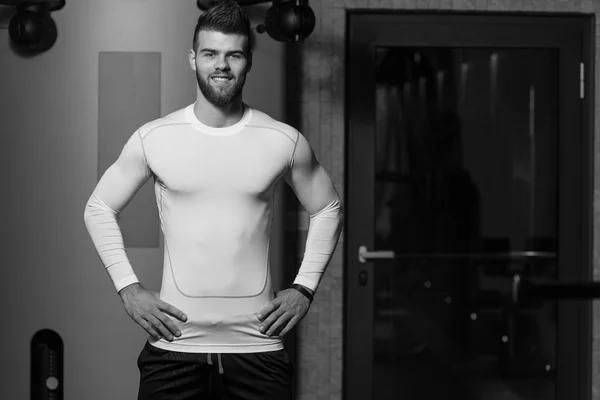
[
  {"xmin": 206, "ymin": 353, "xmax": 224, "ymax": 396},
  {"xmin": 206, "ymin": 353, "xmax": 224, "ymax": 374},
  {"xmin": 217, "ymin": 353, "xmax": 223, "ymax": 374}
]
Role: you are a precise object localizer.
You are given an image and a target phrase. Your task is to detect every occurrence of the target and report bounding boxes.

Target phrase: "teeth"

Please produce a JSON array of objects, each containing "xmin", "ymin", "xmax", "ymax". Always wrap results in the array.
[{"xmin": 213, "ymin": 77, "xmax": 229, "ymax": 81}]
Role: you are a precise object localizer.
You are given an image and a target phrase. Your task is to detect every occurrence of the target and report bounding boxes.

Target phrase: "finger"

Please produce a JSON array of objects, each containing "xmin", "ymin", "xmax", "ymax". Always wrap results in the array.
[
  {"xmin": 278, "ymin": 315, "xmax": 301, "ymax": 337},
  {"xmin": 154, "ymin": 311, "xmax": 183, "ymax": 337},
  {"xmin": 261, "ymin": 309, "xmax": 287, "ymax": 336},
  {"xmin": 134, "ymin": 315, "xmax": 162, "ymax": 340},
  {"xmin": 259, "ymin": 307, "xmax": 285, "ymax": 331},
  {"xmin": 257, "ymin": 300, "xmax": 280, "ymax": 321},
  {"xmin": 266, "ymin": 312, "xmax": 292, "ymax": 337},
  {"xmin": 147, "ymin": 314, "xmax": 175, "ymax": 341},
  {"xmin": 158, "ymin": 302, "xmax": 188, "ymax": 323}
]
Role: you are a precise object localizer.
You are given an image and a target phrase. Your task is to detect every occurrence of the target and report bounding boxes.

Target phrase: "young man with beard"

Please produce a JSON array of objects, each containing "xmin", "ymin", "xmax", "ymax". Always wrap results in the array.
[{"xmin": 83, "ymin": 0, "xmax": 344, "ymax": 399}]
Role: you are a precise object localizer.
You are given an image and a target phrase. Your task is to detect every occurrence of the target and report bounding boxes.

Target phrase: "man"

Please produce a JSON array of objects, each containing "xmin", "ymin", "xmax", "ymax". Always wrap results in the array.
[{"xmin": 83, "ymin": 0, "xmax": 344, "ymax": 399}]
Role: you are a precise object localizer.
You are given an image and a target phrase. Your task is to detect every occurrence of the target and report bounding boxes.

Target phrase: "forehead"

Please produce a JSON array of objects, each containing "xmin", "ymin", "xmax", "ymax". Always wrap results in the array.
[{"xmin": 196, "ymin": 30, "xmax": 248, "ymax": 52}]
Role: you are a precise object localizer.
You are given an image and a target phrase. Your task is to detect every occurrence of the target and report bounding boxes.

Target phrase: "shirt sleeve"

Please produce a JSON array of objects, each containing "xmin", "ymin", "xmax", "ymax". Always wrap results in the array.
[
  {"xmin": 83, "ymin": 130, "xmax": 153, "ymax": 293},
  {"xmin": 285, "ymin": 131, "xmax": 344, "ymax": 293},
  {"xmin": 285, "ymin": 131, "xmax": 341, "ymax": 215}
]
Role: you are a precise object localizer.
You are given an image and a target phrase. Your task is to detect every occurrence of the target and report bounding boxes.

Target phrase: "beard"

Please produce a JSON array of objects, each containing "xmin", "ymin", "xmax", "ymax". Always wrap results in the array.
[{"xmin": 196, "ymin": 69, "xmax": 247, "ymax": 108}]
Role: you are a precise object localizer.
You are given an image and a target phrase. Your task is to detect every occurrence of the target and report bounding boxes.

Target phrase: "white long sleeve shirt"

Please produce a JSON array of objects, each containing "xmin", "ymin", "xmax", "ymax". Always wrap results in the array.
[{"xmin": 83, "ymin": 103, "xmax": 343, "ymax": 353}]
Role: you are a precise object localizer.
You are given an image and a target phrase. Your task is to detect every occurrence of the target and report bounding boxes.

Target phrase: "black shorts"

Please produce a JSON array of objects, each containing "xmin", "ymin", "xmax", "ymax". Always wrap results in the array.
[{"xmin": 136, "ymin": 341, "xmax": 294, "ymax": 400}]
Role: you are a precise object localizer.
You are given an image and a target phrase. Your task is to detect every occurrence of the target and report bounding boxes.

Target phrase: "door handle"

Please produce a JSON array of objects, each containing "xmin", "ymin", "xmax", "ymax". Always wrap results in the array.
[
  {"xmin": 512, "ymin": 274, "xmax": 600, "ymax": 304},
  {"xmin": 358, "ymin": 246, "xmax": 555, "ymax": 263},
  {"xmin": 358, "ymin": 245, "xmax": 396, "ymax": 263}
]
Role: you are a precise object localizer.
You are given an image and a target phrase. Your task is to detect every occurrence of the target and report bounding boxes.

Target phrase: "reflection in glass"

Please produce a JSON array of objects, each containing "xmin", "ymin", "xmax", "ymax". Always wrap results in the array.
[{"xmin": 373, "ymin": 47, "xmax": 558, "ymax": 400}]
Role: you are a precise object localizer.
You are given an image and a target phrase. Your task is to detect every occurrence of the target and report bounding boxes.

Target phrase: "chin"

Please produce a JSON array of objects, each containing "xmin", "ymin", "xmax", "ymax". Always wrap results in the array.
[{"xmin": 207, "ymin": 96, "xmax": 236, "ymax": 108}]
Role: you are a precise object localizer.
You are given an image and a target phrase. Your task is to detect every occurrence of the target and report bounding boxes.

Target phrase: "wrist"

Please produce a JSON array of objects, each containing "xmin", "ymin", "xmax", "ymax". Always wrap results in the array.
[
  {"xmin": 119, "ymin": 282, "xmax": 141, "ymax": 300},
  {"xmin": 291, "ymin": 283, "xmax": 314, "ymax": 303}
]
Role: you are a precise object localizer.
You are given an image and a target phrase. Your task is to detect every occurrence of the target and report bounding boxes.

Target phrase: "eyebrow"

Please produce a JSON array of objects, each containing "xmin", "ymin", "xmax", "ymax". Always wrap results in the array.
[{"xmin": 199, "ymin": 48, "xmax": 245, "ymax": 55}]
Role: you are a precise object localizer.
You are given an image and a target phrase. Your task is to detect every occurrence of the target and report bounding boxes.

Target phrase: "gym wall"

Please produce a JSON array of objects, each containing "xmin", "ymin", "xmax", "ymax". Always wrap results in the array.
[{"xmin": 0, "ymin": 1, "xmax": 285, "ymax": 398}]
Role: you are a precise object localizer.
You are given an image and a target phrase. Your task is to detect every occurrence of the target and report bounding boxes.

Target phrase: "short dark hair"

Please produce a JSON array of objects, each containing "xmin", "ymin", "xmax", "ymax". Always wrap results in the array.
[{"xmin": 192, "ymin": 0, "xmax": 253, "ymax": 55}]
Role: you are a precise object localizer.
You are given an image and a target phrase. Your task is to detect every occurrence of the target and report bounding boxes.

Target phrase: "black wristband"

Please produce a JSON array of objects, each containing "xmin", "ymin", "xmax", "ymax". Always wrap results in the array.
[{"xmin": 291, "ymin": 284, "xmax": 314, "ymax": 303}]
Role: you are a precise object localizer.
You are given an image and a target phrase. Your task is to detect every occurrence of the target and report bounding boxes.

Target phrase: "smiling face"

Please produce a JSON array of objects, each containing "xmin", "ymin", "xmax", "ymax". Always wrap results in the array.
[{"xmin": 189, "ymin": 30, "xmax": 252, "ymax": 108}]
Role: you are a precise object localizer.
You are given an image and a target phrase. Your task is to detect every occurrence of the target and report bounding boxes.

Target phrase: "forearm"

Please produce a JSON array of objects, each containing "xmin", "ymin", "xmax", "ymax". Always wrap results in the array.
[
  {"xmin": 83, "ymin": 194, "xmax": 140, "ymax": 293},
  {"xmin": 293, "ymin": 198, "xmax": 344, "ymax": 293}
]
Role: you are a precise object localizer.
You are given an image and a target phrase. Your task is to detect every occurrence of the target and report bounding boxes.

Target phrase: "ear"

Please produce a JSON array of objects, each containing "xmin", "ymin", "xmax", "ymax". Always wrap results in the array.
[{"xmin": 188, "ymin": 49, "xmax": 197, "ymax": 71}]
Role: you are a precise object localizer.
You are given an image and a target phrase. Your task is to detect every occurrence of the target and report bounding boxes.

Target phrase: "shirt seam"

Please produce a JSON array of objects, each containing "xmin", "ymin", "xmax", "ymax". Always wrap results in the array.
[
  {"xmin": 245, "ymin": 124, "xmax": 297, "ymax": 145},
  {"xmin": 288, "ymin": 130, "xmax": 300, "ymax": 175},
  {"xmin": 136, "ymin": 129, "xmax": 151, "ymax": 173},
  {"xmin": 141, "ymin": 122, "xmax": 193, "ymax": 140}
]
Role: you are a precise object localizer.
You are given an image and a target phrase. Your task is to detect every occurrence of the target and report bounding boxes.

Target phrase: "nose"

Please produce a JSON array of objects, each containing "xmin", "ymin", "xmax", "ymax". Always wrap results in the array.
[{"xmin": 214, "ymin": 55, "xmax": 230, "ymax": 71}]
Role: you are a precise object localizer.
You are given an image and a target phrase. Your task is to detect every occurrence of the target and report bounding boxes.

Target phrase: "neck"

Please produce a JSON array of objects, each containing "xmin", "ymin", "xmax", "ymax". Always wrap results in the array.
[{"xmin": 193, "ymin": 95, "xmax": 245, "ymax": 128}]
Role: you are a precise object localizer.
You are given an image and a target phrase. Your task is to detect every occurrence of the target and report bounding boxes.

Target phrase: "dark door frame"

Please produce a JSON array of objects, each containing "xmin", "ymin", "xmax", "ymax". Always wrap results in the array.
[{"xmin": 344, "ymin": 11, "xmax": 595, "ymax": 400}]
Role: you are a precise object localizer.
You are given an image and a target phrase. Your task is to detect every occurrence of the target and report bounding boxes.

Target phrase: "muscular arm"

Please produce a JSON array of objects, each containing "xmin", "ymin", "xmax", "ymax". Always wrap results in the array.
[
  {"xmin": 285, "ymin": 131, "xmax": 344, "ymax": 294},
  {"xmin": 83, "ymin": 130, "xmax": 153, "ymax": 293}
]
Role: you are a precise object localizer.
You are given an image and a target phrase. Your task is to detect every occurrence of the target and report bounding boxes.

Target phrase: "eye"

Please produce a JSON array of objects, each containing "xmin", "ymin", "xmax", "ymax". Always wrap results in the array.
[
  {"xmin": 204, "ymin": 52, "xmax": 214, "ymax": 58},
  {"xmin": 230, "ymin": 54, "xmax": 242, "ymax": 59}
]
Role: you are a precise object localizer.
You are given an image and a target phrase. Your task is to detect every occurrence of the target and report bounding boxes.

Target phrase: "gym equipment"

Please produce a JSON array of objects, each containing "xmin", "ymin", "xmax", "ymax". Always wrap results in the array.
[
  {"xmin": 31, "ymin": 329, "xmax": 63, "ymax": 400},
  {"xmin": 0, "ymin": 0, "xmax": 65, "ymax": 54},
  {"xmin": 197, "ymin": 0, "xmax": 316, "ymax": 42}
]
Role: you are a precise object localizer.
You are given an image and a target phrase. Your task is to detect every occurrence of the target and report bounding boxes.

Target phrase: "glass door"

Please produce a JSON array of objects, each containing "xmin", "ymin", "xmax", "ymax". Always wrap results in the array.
[
  {"xmin": 372, "ymin": 46, "xmax": 558, "ymax": 400},
  {"xmin": 346, "ymin": 13, "xmax": 593, "ymax": 400}
]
